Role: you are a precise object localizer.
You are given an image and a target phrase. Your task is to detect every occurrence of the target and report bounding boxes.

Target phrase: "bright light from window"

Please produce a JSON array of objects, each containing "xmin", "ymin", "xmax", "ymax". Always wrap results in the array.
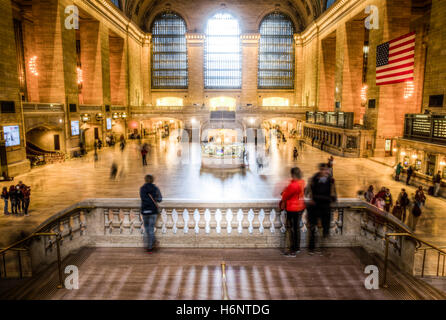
[
  {"xmin": 205, "ymin": 13, "xmax": 241, "ymax": 88},
  {"xmin": 209, "ymin": 97, "xmax": 236, "ymax": 111},
  {"xmin": 262, "ymin": 97, "xmax": 289, "ymax": 107},
  {"xmin": 156, "ymin": 97, "xmax": 183, "ymax": 106}
]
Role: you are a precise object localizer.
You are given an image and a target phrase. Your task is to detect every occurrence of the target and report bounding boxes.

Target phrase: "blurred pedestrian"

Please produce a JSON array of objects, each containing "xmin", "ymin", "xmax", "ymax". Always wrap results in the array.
[
  {"xmin": 140, "ymin": 175, "xmax": 162, "ymax": 254},
  {"xmin": 406, "ymin": 166, "xmax": 414, "ymax": 185},
  {"xmin": 293, "ymin": 147, "xmax": 298, "ymax": 161},
  {"xmin": 409, "ymin": 194, "xmax": 422, "ymax": 231},
  {"xmin": 415, "ymin": 186, "xmax": 426, "ymax": 208},
  {"xmin": 1, "ymin": 186, "xmax": 9, "ymax": 215},
  {"xmin": 383, "ymin": 188, "xmax": 393, "ymax": 212},
  {"xmin": 364, "ymin": 185, "xmax": 374, "ymax": 203},
  {"xmin": 395, "ymin": 162, "xmax": 403, "ymax": 181},
  {"xmin": 281, "ymin": 167, "xmax": 306, "ymax": 257},
  {"xmin": 397, "ymin": 188, "xmax": 410, "ymax": 223},
  {"xmin": 110, "ymin": 161, "xmax": 118, "ymax": 180},
  {"xmin": 433, "ymin": 171, "xmax": 442, "ymax": 197},
  {"xmin": 23, "ymin": 186, "xmax": 30, "ymax": 216},
  {"xmin": 9, "ymin": 185, "xmax": 16, "ymax": 215},
  {"xmin": 141, "ymin": 143, "xmax": 148, "ymax": 166},
  {"xmin": 307, "ymin": 163, "xmax": 337, "ymax": 255},
  {"xmin": 15, "ymin": 185, "xmax": 23, "ymax": 215}
]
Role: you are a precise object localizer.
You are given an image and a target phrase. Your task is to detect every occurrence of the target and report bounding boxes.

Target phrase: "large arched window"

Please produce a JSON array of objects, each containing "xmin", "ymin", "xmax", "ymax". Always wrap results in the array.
[
  {"xmin": 258, "ymin": 12, "xmax": 294, "ymax": 89},
  {"xmin": 205, "ymin": 12, "xmax": 241, "ymax": 89},
  {"xmin": 151, "ymin": 12, "xmax": 188, "ymax": 89}
]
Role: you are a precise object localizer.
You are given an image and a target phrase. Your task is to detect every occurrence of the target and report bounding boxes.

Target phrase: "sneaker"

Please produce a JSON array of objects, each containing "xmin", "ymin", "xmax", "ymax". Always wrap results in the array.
[
  {"xmin": 308, "ymin": 250, "xmax": 315, "ymax": 255},
  {"xmin": 285, "ymin": 252, "xmax": 296, "ymax": 257},
  {"xmin": 145, "ymin": 249, "xmax": 153, "ymax": 254}
]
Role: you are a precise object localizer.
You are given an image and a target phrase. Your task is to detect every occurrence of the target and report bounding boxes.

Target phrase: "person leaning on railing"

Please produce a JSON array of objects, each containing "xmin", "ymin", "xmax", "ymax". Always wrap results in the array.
[
  {"xmin": 280, "ymin": 167, "xmax": 306, "ymax": 257},
  {"xmin": 139, "ymin": 174, "xmax": 163, "ymax": 254}
]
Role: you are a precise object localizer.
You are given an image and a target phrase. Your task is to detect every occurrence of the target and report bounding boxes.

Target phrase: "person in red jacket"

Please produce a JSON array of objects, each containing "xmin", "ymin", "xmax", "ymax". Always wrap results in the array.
[{"xmin": 281, "ymin": 167, "xmax": 306, "ymax": 257}]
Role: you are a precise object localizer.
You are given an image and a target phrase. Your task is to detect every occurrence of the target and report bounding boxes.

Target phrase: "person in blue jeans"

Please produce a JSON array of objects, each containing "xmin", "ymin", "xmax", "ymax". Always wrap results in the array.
[{"xmin": 139, "ymin": 174, "xmax": 162, "ymax": 253}]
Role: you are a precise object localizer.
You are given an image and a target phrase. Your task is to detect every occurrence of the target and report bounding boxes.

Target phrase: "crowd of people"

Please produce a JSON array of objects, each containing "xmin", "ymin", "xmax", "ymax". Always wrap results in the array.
[
  {"xmin": 1, "ymin": 181, "xmax": 31, "ymax": 216},
  {"xmin": 364, "ymin": 184, "xmax": 426, "ymax": 231}
]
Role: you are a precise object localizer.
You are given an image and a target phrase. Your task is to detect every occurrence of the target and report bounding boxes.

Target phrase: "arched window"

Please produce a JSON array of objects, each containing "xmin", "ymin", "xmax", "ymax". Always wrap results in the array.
[
  {"xmin": 205, "ymin": 12, "xmax": 241, "ymax": 89},
  {"xmin": 151, "ymin": 12, "xmax": 188, "ymax": 88},
  {"xmin": 258, "ymin": 12, "xmax": 294, "ymax": 89}
]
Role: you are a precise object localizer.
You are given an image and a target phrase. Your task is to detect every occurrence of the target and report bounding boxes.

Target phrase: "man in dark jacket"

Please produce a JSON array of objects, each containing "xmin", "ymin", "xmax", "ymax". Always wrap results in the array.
[
  {"xmin": 307, "ymin": 163, "xmax": 337, "ymax": 254},
  {"xmin": 140, "ymin": 174, "xmax": 162, "ymax": 253}
]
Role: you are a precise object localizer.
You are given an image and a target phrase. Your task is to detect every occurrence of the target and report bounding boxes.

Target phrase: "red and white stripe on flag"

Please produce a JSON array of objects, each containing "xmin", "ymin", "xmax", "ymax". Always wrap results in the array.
[{"xmin": 376, "ymin": 32, "xmax": 415, "ymax": 85}]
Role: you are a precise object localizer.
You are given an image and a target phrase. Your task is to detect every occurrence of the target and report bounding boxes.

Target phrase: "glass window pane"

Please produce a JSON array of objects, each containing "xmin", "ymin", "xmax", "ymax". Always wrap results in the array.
[
  {"xmin": 258, "ymin": 12, "xmax": 294, "ymax": 89},
  {"xmin": 151, "ymin": 12, "xmax": 188, "ymax": 89},
  {"xmin": 204, "ymin": 13, "xmax": 241, "ymax": 89}
]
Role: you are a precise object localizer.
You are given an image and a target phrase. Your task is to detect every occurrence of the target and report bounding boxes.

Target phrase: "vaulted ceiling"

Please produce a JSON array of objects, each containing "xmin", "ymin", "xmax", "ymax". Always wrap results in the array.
[{"xmin": 120, "ymin": 0, "xmax": 329, "ymax": 33}]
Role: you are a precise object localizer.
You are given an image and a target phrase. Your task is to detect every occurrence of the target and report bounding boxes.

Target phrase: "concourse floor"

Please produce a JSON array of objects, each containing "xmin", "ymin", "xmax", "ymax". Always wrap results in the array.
[{"xmin": 1, "ymin": 139, "xmax": 445, "ymax": 248}]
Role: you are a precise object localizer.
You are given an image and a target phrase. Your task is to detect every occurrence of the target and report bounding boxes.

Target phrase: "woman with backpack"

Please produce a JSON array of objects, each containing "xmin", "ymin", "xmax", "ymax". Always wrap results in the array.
[{"xmin": 409, "ymin": 193, "xmax": 422, "ymax": 231}]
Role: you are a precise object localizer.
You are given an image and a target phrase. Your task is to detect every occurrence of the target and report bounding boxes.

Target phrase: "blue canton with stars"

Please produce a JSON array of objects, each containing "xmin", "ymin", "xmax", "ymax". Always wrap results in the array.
[{"xmin": 376, "ymin": 42, "xmax": 389, "ymax": 67}]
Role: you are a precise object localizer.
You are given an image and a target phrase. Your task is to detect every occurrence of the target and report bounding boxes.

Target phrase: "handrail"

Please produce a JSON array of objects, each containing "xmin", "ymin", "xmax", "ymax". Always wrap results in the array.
[
  {"xmin": 0, "ymin": 232, "xmax": 64, "ymax": 288},
  {"xmin": 383, "ymin": 233, "xmax": 446, "ymax": 287},
  {"xmin": 221, "ymin": 262, "xmax": 229, "ymax": 300}
]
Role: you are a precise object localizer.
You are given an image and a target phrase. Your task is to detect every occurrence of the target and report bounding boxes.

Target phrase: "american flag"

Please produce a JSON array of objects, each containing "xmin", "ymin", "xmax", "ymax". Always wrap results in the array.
[{"xmin": 376, "ymin": 32, "xmax": 415, "ymax": 85}]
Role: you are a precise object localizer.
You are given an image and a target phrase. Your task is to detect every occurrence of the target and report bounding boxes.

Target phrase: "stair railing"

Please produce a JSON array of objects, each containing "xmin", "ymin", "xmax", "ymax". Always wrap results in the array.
[
  {"xmin": 0, "ymin": 232, "xmax": 64, "ymax": 289},
  {"xmin": 383, "ymin": 232, "xmax": 446, "ymax": 287}
]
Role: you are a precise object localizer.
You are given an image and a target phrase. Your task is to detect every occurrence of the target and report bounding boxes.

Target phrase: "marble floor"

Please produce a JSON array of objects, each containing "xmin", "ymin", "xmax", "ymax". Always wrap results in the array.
[{"xmin": 1, "ymin": 138, "xmax": 445, "ymax": 248}]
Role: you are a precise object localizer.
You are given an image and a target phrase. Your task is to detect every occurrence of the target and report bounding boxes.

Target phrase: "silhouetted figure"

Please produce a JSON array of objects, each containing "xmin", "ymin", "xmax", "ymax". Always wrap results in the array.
[
  {"xmin": 110, "ymin": 162, "xmax": 118, "ymax": 180},
  {"xmin": 307, "ymin": 163, "xmax": 337, "ymax": 255},
  {"xmin": 293, "ymin": 147, "xmax": 298, "ymax": 161},
  {"xmin": 406, "ymin": 166, "xmax": 414, "ymax": 185}
]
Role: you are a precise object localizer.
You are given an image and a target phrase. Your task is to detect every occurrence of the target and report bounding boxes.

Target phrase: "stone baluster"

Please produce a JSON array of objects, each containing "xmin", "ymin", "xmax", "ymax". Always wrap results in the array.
[
  {"xmin": 183, "ymin": 209, "xmax": 190, "ymax": 233},
  {"xmin": 193, "ymin": 209, "xmax": 200, "ymax": 234},
  {"xmin": 172, "ymin": 209, "xmax": 178, "ymax": 234},
  {"xmin": 161, "ymin": 209, "xmax": 168, "ymax": 234},
  {"xmin": 225, "ymin": 209, "xmax": 233, "ymax": 234},
  {"xmin": 204, "ymin": 209, "xmax": 211, "ymax": 234},
  {"xmin": 280, "ymin": 211, "xmax": 287, "ymax": 233},
  {"xmin": 237, "ymin": 209, "xmax": 243, "ymax": 234},
  {"xmin": 258, "ymin": 209, "xmax": 265, "ymax": 234},
  {"xmin": 111, "ymin": 209, "xmax": 122, "ymax": 234},
  {"xmin": 269, "ymin": 209, "xmax": 276, "ymax": 233},
  {"xmin": 79, "ymin": 210, "xmax": 86, "ymax": 235},
  {"xmin": 130, "ymin": 210, "xmax": 143, "ymax": 234},
  {"xmin": 215, "ymin": 209, "xmax": 222, "ymax": 234},
  {"xmin": 104, "ymin": 209, "xmax": 112, "ymax": 234},
  {"xmin": 122, "ymin": 209, "xmax": 131, "ymax": 234},
  {"xmin": 247, "ymin": 209, "xmax": 254, "ymax": 234}
]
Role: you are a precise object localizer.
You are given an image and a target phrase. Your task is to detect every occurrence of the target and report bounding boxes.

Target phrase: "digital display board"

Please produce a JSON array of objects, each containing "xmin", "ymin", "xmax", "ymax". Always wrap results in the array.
[
  {"xmin": 3, "ymin": 125, "xmax": 20, "ymax": 147},
  {"xmin": 71, "ymin": 120, "xmax": 80, "ymax": 136},
  {"xmin": 106, "ymin": 118, "xmax": 112, "ymax": 130}
]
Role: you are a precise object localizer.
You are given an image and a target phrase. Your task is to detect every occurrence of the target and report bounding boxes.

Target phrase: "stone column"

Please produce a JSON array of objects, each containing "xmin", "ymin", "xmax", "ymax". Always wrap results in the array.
[
  {"xmin": 241, "ymin": 33, "xmax": 259, "ymax": 107},
  {"xmin": 186, "ymin": 33, "xmax": 205, "ymax": 107},
  {"xmin": 422, "ymin": 0, "xmax": 446, "ymax": 110},
  {"xmin": 79, "ymin": 20, "xmax": 103, "ymax": 105},
  {"xmin": 141, "ymin": 34, "xmax": 151, "ymax": 106},
  {"xmin": 294, "ymin": 34, "xmax": 304, "ymax": 106},
  {"xmin": 318, "ymin": 34, "xmax": 336, "ymax": 111},
  {"xmin": 0, "ymin": 0, "xmax": 30, "ymax": 175}
]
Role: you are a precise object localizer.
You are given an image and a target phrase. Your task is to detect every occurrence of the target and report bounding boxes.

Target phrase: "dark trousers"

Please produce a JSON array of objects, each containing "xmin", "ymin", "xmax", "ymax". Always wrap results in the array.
[
  {"xmin": 308, "ymin": 204, "xmax": 331, "ymax": 251},
  {"xmin": 142, "ymin": 155, "xmax": 147, "ymax": 166},
  {"xmin": 24, "ymin": 199, "xmax": 30, "ymax": 215},
  {"xmin": 286, "ymin": 211, "xmax": 304, "ymax": 252},
  {"xmin": 406, "ymin": 174, "xmax": 412, "ymax": 185},
  {"xmin": 10, "ymin": 200, "xmax": 16, "ymax": 214}
]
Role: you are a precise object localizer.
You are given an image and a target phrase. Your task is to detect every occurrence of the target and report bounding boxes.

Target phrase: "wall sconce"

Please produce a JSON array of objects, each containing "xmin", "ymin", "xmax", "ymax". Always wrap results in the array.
[
  {"xmin": 400, "ymin": 151, "xmax": 406, "ymax": 156},
  {"xmin": 121, "ymin": 112, "xmax": 127, "ymax": 119},
  {"xmin": 440, "ymin": 161, "xmax": 446, "ymax": 166},
  {"xmin": 112, "ymin": 112, "xmax": 119, "ymax": 119},
  {"xmin": 392, "ymin": 148, "xmax": 397, "ymax": 152},
  {"xmin": 29, "ymin": 56, "xmax": 38, "ymax": 76},
  {"xmin": 191, "ymin": 118, "xmax": 196, "ymax": 124},
  {"xmin": 249, "ymin": 118, "xmax": 255, "ymax": 124},
  {"xmin": 96, "ymin": 113, "xmax": 103, "ymax": 121},
  {"xmin": 411, "ymin": 154, "xmax": 418, "ymax": 159}
]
